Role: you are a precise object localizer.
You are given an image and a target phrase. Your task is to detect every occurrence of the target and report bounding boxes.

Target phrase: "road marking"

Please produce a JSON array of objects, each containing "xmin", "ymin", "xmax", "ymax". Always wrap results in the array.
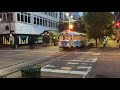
[
  {"xmin": 43, "ymin": 65, "xmax": 56, "ymax": 68},
  {"xmin": 76, "ymin": 66, "xmax": 92, "ymax": 69},
  {"xmin": 69, "ymin": 71, "xmax": 87, "ymax": 75},
  {"xmin": 67, "ymin": 62, "xmax": 79, "ymax": 64},
  {"xmin": 51, "ymin": 70, "xmax": 70, "ymax": 73},
  {"xmin": 74, "ymin": 52, "xmax": 100, "ymax": 55},
  {"xmin": 81, "ymin": 63, "xmax": 89, "ymax": 65},
  {"xmin": 61, "ymin": 67, "xmax": 72, "ymax": 70},
  {"xmin": 67, "ymin": 58, "xmax": 97, "ymax": 63},
  {"xmin": 41, "ymin": 68, "xmax": 53, "ymax": 72}
]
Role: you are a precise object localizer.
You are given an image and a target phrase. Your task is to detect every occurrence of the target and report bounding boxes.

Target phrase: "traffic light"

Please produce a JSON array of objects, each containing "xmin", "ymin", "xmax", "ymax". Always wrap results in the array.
[{"xmin": 115, "ymin": 22, "xmax": 120, "ymax": 28}]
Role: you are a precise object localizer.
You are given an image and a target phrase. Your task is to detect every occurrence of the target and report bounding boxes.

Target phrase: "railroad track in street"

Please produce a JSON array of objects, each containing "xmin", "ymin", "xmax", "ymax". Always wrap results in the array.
[{"xmin": 0, "ymin": 49, "xmax": 77, "ymax": 78}]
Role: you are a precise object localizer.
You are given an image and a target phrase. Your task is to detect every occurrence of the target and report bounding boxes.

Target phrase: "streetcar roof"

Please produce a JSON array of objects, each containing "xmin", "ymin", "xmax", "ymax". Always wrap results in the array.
[{"xmin": 60, "ymin": 30, "xmax": 86, "ymax": 36}]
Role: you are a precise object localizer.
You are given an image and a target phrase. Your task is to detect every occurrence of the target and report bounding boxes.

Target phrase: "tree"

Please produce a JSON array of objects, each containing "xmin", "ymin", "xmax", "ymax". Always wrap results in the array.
[
  {"xmin": 58, "ymin": 22, "xmax": 69, "ymax": 32},
  {"xmin": 83, "ymin": 12, "xmax": 114, "ymax": 47},
  {"xmin": 58, "ymin": 17, "xmax": 86, "ymax": 33},
  {"xmin": 73, "ymin": 18, "xmax": 86, "ymax": 33}
]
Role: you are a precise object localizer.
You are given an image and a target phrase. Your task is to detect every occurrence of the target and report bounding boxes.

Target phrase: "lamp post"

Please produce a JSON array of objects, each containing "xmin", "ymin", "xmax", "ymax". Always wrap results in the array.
[
  {"xmin": 65, "ymin": 13, "xmax": 73, "ymax": 30},
  {"xmin": 7, "ymin": 12, "xmax": 13, "ymax": 48}
]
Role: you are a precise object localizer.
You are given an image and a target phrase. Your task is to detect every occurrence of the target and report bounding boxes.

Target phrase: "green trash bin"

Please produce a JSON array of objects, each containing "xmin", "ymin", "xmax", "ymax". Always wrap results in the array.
[{"xmin": 21, "ymin": 67, "xmax": 41, "ymax": 78}]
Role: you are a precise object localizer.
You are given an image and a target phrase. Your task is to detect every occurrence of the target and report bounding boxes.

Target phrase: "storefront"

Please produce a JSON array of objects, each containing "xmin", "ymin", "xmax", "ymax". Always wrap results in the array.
[{"xmin": 41, "ymin": 30, "xmax": 60, "ymax": 46}]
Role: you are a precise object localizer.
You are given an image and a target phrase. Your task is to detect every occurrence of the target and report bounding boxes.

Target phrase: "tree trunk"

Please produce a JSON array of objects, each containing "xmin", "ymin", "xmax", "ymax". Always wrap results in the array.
[
  {"xmin": 95, "ymin": 38, "xmax": 98, "ymax": 47},
  {"xmin": 100, "ymin": 38, "xmax": 103, "ymax": 44}
]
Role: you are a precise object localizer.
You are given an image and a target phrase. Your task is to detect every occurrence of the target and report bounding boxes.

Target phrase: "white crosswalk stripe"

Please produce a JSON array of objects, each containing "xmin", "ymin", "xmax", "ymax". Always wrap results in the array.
[{"xmin": 41, "ymin": 51, "xmax": 100, "ymax": 78}]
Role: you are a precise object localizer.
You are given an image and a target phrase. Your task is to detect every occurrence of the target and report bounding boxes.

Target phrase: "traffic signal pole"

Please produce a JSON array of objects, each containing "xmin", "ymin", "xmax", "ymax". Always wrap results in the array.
[{"xmin": 115, "ymin": 21, "xmax": 120, "ymax": 48}]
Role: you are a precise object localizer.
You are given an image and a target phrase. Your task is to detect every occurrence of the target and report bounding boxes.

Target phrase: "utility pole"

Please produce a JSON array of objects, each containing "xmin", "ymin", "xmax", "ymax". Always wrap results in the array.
[{"xmin": 7, "ymin": 12, "xmax": 13, "ymax": 48}]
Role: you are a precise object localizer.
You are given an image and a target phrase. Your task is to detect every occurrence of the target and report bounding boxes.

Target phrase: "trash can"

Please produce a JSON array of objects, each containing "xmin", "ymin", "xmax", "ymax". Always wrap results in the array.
[{"xmin": 21, "ymin": 67, "xmax": 41, "ymax": 78}]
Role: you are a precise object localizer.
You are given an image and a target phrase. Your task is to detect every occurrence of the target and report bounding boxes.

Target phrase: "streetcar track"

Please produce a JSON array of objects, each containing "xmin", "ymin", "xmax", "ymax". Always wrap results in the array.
[{"xmin": 0, "ymin": 50, "xmax": 77, "ymax": 77}]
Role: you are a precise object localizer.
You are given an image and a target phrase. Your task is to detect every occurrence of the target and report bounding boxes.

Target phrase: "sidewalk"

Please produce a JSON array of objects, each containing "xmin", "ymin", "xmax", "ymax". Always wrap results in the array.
[
  {"xmin": 0, "ymin": 44, "xmax": 59, "ymax": 50},
  {"xmin": 88, "ymin": 37, "xmax": 120, "ymax": 78}
]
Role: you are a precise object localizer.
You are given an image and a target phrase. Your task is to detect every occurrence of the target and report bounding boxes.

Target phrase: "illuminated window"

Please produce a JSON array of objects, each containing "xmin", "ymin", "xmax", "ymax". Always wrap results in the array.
[{"xmin": 63, "ymin": 35, "xmax": 65, "ymax": 40}]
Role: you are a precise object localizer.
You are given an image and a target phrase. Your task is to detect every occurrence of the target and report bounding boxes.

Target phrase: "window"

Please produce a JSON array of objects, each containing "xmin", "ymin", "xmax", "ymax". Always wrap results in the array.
[
  {"xmin": 37, "ymin": 17, "xmax": 39, "ymax": 25},
  {"xmin": 53, "ymin": 22, "xmax": 55, "ymax": 28},
  {"xmin": 61, "ymin": 13, "xmax": 63, "ymax": 20},
  {"xmin": 25, "ymin": 13, "xmax": 27, "ymax": 22},
  {"xmin": 45, "ymin": 18, "xmax": 47, "ymax": 26},
  {"xmin": 21, "ymin": 13, "xmax": 24, "ymax": 22},
  {"xmin": 34, "ymin": 16, "xmax": 36, "ymax": 24},
  {"xmin": 45, "ymin": 12, "xmax": 47, "ymax": 14},
  {"xmin": 17, "ymin": 13, "xmax": 20, "ymax": 21},
  {"xmin": 51, "ymin": 12, "xmax": 53, "ymax": 16},
  {"xmin": 48, "ymin": 19, "xmax": 50, "ymax": 27},
  {"xmin": 43, "ymin": 18, "xmax": 44, "ymax": 26},
  {"xmin": 10, "ymin": 13, "xmax": 13, "ymax": 21},
  {"xmin": 63, "ymin": 35, "xmax": 65, "ymax": 40},
  {"xmin": 56, "ymin": 13, "xmax": 57, "ymax": 18},
  {"xmin": 6, "ymin": 13, "xmax": 9, "ymax": 22},
  {"xmin": 28, "ymin": 13, "xmax": 31, "ymax": 23},
  {"xmin": 6, "ymin": 13, "xmax": 13, "ymax": 22},
  {"xmin": 40, "ymin": 17, "xmax": 42, "ymax": 25},
  {"xmin": 52, "ymin": 21, "xmax": 54, "ymax": 27},
  {"xmin": 51, "ymin": 20, "xmax": 52, "ymax": 27},
  {"xmin": 60, "ymin": 12, "xmax": 62, "ymax": 19},
  {"xmin": 56, "ymin": 22, "xmax": 57, "ymax": 28},
  {"xmin": 53, "ymin": 12, "xmax": 55, "ymax": 17},
  {"xmin": 3, "ymin": 13, "xmax": 6, "ymax": 21},
  {"xmin": 49, "ymin": 12, "xmax": 50, "ymax": 16}
]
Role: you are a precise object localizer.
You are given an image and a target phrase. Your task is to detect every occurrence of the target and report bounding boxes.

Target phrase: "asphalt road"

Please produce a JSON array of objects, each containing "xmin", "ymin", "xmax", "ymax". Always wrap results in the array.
[{"xmin": 1, "ymin": 46, "xmax": 120, "ymax": 78}]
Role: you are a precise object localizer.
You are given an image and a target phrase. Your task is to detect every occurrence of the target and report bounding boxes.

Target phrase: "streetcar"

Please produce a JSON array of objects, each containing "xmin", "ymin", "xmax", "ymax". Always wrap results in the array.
[{"xmin": 59, "ymin": 30, "xmax": 87, "ymax": 49}]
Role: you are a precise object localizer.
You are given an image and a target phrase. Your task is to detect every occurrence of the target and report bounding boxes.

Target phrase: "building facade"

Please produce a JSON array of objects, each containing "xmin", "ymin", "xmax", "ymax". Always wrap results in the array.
[
  {"xmin": 0, "ymin": 12, "xmax": 66, "ymax": 46},
  {"xmin": 114, "ymin": 12, "xmax": 120, "ymax": 22}
]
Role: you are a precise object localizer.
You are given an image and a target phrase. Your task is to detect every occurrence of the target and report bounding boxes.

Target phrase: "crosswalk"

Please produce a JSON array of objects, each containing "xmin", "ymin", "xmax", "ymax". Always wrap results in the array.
[{"xmin": 41, "ymin": 52, "xmax": 100, "ymax": 78}]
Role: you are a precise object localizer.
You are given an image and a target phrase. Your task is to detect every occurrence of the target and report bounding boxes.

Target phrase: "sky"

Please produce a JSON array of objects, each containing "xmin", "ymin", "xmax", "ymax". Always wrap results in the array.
[{"xmin": 79, "ymin": 12, "xmax": 114, "ymax": 16}]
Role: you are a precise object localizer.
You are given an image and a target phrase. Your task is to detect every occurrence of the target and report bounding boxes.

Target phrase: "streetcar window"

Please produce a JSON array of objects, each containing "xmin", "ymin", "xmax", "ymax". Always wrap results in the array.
[{"xmin": 63, "ymin": 35, "xmax": 65, "ymax": 40}]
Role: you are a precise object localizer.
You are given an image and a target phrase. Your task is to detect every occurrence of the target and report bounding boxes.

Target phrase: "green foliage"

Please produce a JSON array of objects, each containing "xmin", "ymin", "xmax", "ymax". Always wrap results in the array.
[
  {"xmin": 58, "ymin": 22, "xmax": 69, "ymax": 32},
  {"xmin": 58, "ymin": 18, "xmax": 86, "ymax": 33},
  {"xmin": 73, "ymin": 18, "xmax": 86, "ymax": 33},
  {"xmin": 82, "ymin": 12, "xmax": 114, "ymax": 47}
]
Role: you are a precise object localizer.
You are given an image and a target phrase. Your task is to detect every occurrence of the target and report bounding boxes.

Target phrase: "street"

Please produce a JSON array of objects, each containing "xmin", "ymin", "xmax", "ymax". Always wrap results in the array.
[{"xmin": 0, "ymin": 44, "xmax": 120, "ymax": 78}]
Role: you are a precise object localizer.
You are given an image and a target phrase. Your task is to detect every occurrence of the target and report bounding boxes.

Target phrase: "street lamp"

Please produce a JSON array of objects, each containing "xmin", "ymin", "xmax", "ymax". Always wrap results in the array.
[
  {"xmin": 0, "ymin": 12, "xmax": 13, "ymax": 48},
  {"xmin": 65, "ymin": 13, "xmax": 73, "ymax": 30},
  {"xmin": 7, "ymin": 12, "xmax": 13, "ymax": 48}
]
